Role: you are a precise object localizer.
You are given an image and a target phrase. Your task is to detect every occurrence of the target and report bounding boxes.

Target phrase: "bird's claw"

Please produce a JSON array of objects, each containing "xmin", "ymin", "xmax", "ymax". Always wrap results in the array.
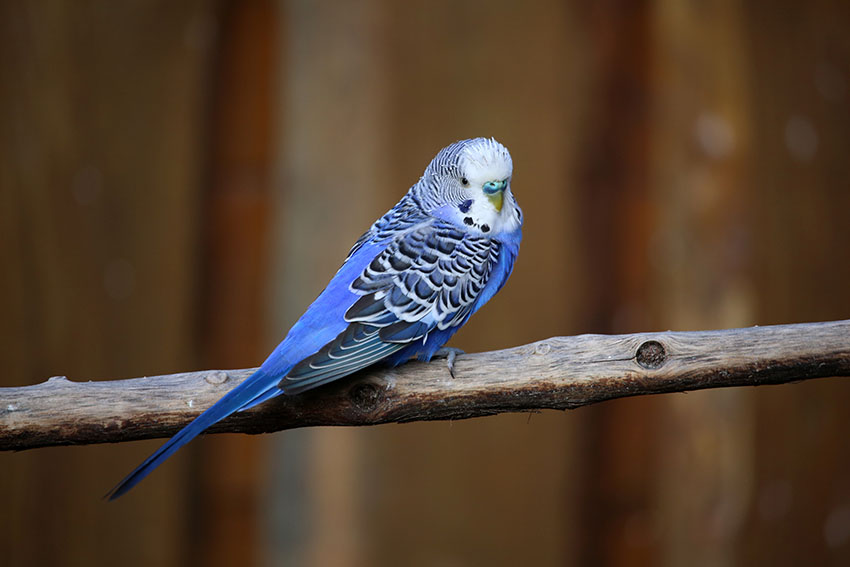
[{"xmin": 431, "ymin": 347, "xmax": 465, "ymax": 378}]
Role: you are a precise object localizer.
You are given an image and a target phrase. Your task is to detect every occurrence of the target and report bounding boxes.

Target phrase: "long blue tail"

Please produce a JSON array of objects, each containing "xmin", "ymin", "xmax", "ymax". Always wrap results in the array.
[{"xmin": 106, "ymin": 369, "xmax": 278, "ymax": 500}]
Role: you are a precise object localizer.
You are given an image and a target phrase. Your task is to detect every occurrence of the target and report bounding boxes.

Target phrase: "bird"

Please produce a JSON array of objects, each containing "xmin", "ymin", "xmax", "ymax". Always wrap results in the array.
[{"xmin": 107, "ymin": 137, "xmax": 523, "ymax": 500}]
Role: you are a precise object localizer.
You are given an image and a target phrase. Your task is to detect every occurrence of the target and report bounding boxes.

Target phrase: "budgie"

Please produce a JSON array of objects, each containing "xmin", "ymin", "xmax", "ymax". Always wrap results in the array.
[{"xmin": 108, "ymin": 137, "xmax": 522, "ymax": 500}]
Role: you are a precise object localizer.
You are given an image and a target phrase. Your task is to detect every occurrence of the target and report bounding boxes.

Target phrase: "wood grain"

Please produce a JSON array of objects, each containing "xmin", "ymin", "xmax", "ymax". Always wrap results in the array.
[{"xmin": 2, "ymin": 320, "xmax": 848, "ymax": 451}]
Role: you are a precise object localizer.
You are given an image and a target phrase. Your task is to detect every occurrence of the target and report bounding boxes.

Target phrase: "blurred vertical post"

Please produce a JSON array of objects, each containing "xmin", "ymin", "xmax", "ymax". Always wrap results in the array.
[
  {"xmin": 651, "ymin": 1, "xmax": 755, "ymax": 565},
  {"xmin": 571, "ymin": 1, "xmax": 657, "ymax": 565},
  {"xmin": 193, "ymin": 1, "xmax": 277, "ymax": 566}
]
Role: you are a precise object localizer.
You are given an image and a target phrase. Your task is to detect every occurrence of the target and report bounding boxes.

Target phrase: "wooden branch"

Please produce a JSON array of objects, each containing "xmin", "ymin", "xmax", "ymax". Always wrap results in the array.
[{"xmin": 2, "ymin": 320, "xmax": 849, "ymax": 451}]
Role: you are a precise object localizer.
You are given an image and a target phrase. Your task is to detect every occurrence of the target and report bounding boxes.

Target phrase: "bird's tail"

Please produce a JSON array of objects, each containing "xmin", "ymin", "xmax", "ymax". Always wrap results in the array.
[{"xmin": 106, "ymin": 368, "xmax": 279, "ymax": 500}]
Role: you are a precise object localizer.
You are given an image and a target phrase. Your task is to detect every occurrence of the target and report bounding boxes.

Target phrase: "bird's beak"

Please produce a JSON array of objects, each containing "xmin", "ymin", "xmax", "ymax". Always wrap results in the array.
[
  {"xmin": 483, "ymin": 179, "xmax": 508, "ymax": 212},
  {"xmin": 487, "ymin": 192, "xmax": 504, "ymax": 212}
]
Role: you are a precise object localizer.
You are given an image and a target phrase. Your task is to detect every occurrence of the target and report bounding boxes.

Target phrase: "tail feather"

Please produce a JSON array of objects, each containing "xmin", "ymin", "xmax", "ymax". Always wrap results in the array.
[
  {"xmin": 238, "ymin": 383, "xmax": 284, "ymax": 411},
  {"xmin": 106, "ymin": 369, "xmax": 277, "ymax": 500}
]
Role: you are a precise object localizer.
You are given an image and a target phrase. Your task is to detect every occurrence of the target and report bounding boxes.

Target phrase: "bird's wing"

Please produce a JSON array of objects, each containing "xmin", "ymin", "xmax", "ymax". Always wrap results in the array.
[
  {"xmin": 280, "ymin": 220, "xmax": 501, "ymax": 394},
  {"xmin": 348, "ymin": 221, "xmax": 501, "ymax": 336}
]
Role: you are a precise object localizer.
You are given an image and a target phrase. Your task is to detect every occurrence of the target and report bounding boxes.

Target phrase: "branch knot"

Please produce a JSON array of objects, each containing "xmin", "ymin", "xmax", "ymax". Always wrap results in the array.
[
  {"xmin": 349, "ymin": 382, "xmax": 383, "ymax": 413},
  {"xmin": 636, "ymin": 340, "xmax": 667, "ymax": 369}
]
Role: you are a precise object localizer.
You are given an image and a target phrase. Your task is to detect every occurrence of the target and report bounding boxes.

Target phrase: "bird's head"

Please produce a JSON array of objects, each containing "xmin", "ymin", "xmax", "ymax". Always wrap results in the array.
[{"xmin": 416, "ymin": 137, "xmax": 522, "ymax": 237}]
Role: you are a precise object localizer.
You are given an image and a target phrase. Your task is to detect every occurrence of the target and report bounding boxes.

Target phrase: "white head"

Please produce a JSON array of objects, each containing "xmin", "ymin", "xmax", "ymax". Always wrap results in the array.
[{"xmin": 414, "ymin": 137, "xmax": 522, "ymax": 237}]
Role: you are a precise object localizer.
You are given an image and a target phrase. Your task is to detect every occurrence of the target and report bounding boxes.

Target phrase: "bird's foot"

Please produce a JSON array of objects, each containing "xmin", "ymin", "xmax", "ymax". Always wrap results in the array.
[{"xmin": 430, "ymin": 347, "xmax": 465, "ymax": 378}]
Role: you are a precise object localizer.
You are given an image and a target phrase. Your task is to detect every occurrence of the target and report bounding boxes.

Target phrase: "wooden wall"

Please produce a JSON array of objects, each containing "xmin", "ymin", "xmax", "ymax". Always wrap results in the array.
[{"xmin": 1, "ymin": 1, "xmax": 849, "ymax": 566}]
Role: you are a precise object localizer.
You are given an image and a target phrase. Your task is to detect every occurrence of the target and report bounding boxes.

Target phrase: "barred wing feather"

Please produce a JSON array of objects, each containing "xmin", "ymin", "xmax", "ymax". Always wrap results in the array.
[{"xmin": 281, "ymin": 220, "xmax": 500, "ymax": 394}]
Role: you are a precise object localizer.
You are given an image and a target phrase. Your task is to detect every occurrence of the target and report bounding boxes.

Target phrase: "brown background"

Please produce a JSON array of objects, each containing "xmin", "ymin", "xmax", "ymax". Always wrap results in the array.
[{"xmin": 2, "ymin": 1, "xmax": 849, "ymax": 566}]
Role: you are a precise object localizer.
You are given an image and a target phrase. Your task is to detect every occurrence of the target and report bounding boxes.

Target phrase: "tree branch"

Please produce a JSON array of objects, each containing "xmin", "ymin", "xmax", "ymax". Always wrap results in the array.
[{"xmin": 2, "ymin": 320, "xmax": 849, "ymax": 451}]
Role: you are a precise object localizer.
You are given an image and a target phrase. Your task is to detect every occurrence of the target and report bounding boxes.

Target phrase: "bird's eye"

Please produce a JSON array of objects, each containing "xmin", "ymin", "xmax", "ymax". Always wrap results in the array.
[{"xmin": 461, "ymin": 177, "xmax": 469, "ymax": 186}]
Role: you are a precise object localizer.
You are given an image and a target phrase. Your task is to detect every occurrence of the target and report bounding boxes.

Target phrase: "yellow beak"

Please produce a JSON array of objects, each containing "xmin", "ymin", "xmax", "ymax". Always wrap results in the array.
[{"xmin": 487, "ymin": 192, "xmax": 504, "ymax": 212}]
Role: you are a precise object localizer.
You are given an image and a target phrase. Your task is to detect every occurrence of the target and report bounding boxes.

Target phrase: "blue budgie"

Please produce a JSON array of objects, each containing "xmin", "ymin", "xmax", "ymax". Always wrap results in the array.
[{"xmin": 108, "ymin": 137, "xmax": 522, "ymax": 499}]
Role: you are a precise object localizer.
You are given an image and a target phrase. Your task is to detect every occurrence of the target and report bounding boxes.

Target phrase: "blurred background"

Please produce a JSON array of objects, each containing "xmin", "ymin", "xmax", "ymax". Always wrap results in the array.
[{"xmin": 1, "ymin": 1, "xmax": 849, "ymax": 565}]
